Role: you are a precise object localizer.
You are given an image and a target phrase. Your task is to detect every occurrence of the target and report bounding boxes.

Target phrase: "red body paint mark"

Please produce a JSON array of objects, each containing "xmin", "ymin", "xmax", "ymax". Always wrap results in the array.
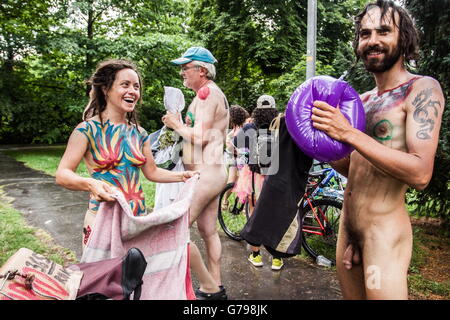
[{"xmin": 197, "ymin": 86, "xmax": 210, "ymax": 100}]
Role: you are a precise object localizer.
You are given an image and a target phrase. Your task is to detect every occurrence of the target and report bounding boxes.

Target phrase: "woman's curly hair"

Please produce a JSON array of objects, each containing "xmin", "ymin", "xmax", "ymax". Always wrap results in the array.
[
  {"xmin": 83, "ymin": 59, "xmax": 143, "ymax": 127},
  {"xmin": 229, "ymin": 105, "xmax": 248, "ymax": 127}
]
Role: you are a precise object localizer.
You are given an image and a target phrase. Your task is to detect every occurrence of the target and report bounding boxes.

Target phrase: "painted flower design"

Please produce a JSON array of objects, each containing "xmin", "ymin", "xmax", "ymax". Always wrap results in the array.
[
  {"xmin": 78, "ymin": 120, "xmax": 124, "ymax": 174},
  {"xmin": 112, "ymin": 168, "xmax": 146, "ymax": 216},
  {"xmin": 124, "ymin": 128, "xmax": 147, "ymax": 167},
  {"xmin": 79, "ymin": 120, "xmax": 149, "ymax": 216}
]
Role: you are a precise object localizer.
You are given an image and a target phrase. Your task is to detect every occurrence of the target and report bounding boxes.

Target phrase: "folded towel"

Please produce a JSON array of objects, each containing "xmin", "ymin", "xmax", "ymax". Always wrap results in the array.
[{"xmin": 80, "ymin": 175, "xmax": 199, "ymax": 300}]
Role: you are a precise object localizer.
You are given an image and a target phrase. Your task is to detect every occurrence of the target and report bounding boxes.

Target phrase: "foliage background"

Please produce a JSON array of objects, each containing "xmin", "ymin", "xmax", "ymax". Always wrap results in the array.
[{"xmin": 0, "ymin": 0, "xmax": 448, "ymax": 220}]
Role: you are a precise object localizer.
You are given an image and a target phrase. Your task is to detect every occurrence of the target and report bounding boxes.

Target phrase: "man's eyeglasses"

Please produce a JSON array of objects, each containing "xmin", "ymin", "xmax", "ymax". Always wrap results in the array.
[{"xmin": 180, "ymin": 66, "xmax": 199, "ymax": 73}]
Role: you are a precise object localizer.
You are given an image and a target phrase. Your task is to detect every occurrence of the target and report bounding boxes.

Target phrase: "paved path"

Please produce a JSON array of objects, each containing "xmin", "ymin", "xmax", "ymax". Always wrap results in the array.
[{"xmin": 0, "ymin": 149, "xmax": 342, "ymax": 300}]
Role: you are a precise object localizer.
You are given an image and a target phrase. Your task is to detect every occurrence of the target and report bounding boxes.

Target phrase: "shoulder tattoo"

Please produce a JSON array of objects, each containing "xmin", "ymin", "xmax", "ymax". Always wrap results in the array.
[{"xmin": 412, "ymin": 88, "xmax": 442, "ymax": 140}]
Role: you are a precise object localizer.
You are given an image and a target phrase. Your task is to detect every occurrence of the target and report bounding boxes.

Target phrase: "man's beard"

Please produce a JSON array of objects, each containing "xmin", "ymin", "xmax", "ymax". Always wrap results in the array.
[{"xmin": 359, "ymin": 44, "xmax": 402, "ymax": 73}]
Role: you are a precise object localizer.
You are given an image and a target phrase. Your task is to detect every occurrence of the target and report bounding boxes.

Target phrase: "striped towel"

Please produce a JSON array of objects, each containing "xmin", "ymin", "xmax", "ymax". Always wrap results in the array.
[{"xmin": 80, "ymin": 175, "xmax": 198, "ymax": 300}]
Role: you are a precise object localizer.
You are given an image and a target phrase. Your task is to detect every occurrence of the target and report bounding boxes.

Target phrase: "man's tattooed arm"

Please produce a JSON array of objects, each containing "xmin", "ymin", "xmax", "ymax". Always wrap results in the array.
[{"xmin": 412, "ymin": 88, "xmax": 442, "ymax": 140}]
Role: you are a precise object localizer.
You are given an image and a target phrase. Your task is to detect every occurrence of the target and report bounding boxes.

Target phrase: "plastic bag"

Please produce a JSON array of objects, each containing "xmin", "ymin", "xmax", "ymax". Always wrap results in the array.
[
  {"xmin": 163, "ymin": 86, "xmax": 185, "ymax": 114},
  {"xmin": 151, "ymin": 87, "xmax": 185, "ymax": 169}
]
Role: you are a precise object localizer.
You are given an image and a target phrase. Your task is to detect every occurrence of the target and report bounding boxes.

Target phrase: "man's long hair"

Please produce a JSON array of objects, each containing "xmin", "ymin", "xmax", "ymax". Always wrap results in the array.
[
  {"xmin": 83, "ymin": 59, "xmax": 143, "ymax": 127},
  {"xmin": 353, "ymin": 0, "xmax": 420, "ymax": 67}
]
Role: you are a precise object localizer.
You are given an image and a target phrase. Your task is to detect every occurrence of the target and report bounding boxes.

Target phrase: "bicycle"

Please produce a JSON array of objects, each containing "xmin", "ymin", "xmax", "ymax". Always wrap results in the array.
[
  {"xmin": 217, "ymin": 176, "xmax": 253, "ymax": 241},
  {"xmin": 300, "ymin": 164, "xmax": 345, "ymax": 266},
  {"xmin": 218, "ymin": 160, "xmax": 344, "ymax": 252}
]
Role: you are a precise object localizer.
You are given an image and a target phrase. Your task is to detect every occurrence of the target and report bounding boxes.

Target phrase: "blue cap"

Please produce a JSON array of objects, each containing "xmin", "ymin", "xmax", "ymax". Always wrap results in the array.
[{"xmin": 171, "ymin": 47, "xmax": 217, "ymax": 65}]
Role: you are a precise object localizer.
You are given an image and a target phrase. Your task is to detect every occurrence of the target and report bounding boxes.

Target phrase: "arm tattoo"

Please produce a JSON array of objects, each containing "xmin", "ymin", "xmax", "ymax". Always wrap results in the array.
[{"xmin": 412, "ymin": 88, "xmax": 441, "ymax": 140}]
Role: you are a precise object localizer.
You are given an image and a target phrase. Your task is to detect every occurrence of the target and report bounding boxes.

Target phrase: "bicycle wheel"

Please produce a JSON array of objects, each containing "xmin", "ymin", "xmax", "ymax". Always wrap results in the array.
[
  {"xmin": 217, "ymin": 182, "xmax": 249, "ymax": 241},
  {"xmin": 301, "ymin": 198, "xmax": 342, "ymax": 265}
]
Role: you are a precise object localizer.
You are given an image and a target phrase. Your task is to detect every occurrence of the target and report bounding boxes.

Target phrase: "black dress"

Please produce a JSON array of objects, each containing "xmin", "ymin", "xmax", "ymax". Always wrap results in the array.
[{"xmin": 240, "ymin": 116, "xmax": 313, "ymax": 258}]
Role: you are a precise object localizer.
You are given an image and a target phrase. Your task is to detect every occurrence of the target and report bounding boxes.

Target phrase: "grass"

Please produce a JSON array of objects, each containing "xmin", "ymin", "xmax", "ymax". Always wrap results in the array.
[
  {"xmin": 0, "ymin": 189, "xmax": 77, "ymax": 266},
  {"xmin": 218, "ymin": 191, "xmax": 248, "ymax": 237},
  {"xmin": 407, "ymin": 223, "xmax": 450, "ymax": 299}
]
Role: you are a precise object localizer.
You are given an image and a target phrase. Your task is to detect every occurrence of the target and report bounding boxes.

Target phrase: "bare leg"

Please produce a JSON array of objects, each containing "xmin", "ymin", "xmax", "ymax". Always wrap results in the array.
[
  {"xmin": 189, "ymin": 242, "xmax": 219, "ymax": 293},
  {"xmin": 196, "ymin": 197, "xmax": 222, "ymax": 285},
  {"xmin": 362, "ymin": 222, "xmax": 412, "ymax": 300},
  {"xmin": 188, "ymin": 169, "xmax": 227, "ymax": 290}
]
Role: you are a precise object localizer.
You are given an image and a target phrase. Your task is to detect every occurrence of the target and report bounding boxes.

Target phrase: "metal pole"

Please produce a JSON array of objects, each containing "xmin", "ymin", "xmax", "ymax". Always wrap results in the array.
[{"xmin": 306, "ymin": 0, "xmax": 317, "ymax": 80}]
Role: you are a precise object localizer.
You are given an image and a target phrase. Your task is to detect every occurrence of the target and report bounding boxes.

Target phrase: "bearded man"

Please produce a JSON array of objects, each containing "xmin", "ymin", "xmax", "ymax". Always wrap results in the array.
[{"xmin": 311, "ymin": 0, "xmax": 445, "ymax": 299}]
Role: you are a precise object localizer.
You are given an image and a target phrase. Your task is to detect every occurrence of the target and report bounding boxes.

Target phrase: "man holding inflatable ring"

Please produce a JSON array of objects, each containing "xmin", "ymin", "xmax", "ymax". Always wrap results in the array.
[{"xmin": 311, "ymin": 0, "xmax": 444, "ymax": 299}]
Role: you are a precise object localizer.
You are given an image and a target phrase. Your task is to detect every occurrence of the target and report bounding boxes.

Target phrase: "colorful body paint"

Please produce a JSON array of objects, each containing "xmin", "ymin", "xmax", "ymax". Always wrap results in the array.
[
  {"xmin": 78, "ymin": 120, "xmax": 149, "ymax": 216},
  {"xmin": 364, "ymin": 76, "xmax": 421, "ymax": 141}
]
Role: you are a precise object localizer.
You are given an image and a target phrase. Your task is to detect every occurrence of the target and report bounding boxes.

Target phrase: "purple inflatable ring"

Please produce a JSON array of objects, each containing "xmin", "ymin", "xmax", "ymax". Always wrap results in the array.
[{"xmin": 285, "ymin": 75, "xmax": 365, "ymax": 162}]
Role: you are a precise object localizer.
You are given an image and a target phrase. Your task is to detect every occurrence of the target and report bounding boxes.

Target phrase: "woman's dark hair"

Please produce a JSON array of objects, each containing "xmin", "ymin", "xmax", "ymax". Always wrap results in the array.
[
  {"xmin": 229, "ymin": 105, "xmax": 248, "ymax": 128},
  {"xmin": 252, "ymin": 108, "xmax": 279, "ymax": 129},
  {"xmin": 83, "ymin": 59, "xmax": 143, "ymax": 127},
  {"xmin": 353, "ymin": 0, "xmax": 420, "ymax": 66}
]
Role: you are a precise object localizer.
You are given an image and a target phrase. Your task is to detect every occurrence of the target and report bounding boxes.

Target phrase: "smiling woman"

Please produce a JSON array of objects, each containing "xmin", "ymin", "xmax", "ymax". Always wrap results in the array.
[
  {"xmin": 54, "ymin": 59, "xmax": 197, "ymax": 252},
  {"xmin": 82, "ymin": 59, "xmax": 143, "ymax": 127}
]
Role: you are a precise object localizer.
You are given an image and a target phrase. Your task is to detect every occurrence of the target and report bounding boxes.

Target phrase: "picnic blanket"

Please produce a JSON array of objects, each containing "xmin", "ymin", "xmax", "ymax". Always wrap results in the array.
[{"xmin": 78, "ymin": 175, "xmax": 199, "ymax": 300}]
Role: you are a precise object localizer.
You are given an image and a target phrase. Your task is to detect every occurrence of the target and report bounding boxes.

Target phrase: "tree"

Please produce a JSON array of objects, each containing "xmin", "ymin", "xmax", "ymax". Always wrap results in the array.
[
  {"xmin": 0, "ymin": 0, "xmax": 68, "ymax": 142},
  {"xmin": 0, "ymin": 0, "xmax": 195, "ymax": 143},
  {"xmin": 188, "ymin": 0, "xmax": 307, "ymax": 109},
  {"xmin": 188, "ymin": 0, "xmax": 369, "ymax": 111},
  {"xmin": 404, "ymin": 0, "xmax": 450, "ymax": 221}
]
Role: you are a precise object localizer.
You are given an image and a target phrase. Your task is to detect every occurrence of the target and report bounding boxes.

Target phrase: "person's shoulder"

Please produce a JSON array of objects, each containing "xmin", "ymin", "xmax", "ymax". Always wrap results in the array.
[
  {"xmin": 204, "ymin": 81, "xmax": 226, "ymax": 99},
  {"xmin": 77, "ymin": 116, "xmax": 98, "ymax": 128},
  {"xmin": 136, "ymin": 125, "xmax": 148, "ymax": 135},
  {"xmin": 407, "ymin": 75, "xmax": 445, "ymax": 104},
  {"xmin": 360, "ymin": 87, "xmax": 377, "ymax": 102},
  {"xmin": 405, "ymin": 75, "xmax": 445, "ymax": 113},
  {"xmin": 412, "ymin": 75, "xmax": 443, "ymax": 91}
]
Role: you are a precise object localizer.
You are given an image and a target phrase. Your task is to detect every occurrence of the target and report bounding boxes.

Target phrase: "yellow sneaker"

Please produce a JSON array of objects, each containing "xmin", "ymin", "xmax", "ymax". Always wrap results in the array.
[
  {"xmin": 248, "ymin": 253, "xmax": 263, "ymax": 267},
  {"xmin": 271, "ymin": 257, "xmax": 284, "ymax": 270}
]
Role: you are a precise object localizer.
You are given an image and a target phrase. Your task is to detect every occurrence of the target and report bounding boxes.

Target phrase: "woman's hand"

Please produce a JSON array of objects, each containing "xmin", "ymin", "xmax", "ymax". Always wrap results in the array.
[
  {"xmin": 87, "ymin": 178, "xmax": 116, "ymax": 202},
  {"xmin": 180, "ymin": 170, "xmax": 199, "ymax": 182}
]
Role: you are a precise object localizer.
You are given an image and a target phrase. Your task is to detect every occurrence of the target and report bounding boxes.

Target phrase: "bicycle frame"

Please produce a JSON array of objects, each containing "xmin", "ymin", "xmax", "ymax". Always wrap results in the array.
[
  {"xmin": 302, "ymin": 197, "xmax": 328, "ymax": 236},
  {"xmin": 301, "ymin": 167, "xmax": 343, "ymax": 236}
]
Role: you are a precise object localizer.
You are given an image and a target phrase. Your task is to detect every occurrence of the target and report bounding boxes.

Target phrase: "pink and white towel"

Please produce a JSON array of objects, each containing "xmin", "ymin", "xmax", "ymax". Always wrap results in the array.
[{"xmin": 80, "ymin": 175, "xmax": 198, "ymax": 300}]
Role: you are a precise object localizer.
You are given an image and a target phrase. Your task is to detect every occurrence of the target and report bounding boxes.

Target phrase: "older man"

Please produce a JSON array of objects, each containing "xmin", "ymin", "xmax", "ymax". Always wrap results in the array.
[
  {"xmin": 163, "ymin": 47, "xmax": 229, "ymax": 300},
  {"xmin": 312, "ymin": 0, "xmax": 444, "ymax": 299}
]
